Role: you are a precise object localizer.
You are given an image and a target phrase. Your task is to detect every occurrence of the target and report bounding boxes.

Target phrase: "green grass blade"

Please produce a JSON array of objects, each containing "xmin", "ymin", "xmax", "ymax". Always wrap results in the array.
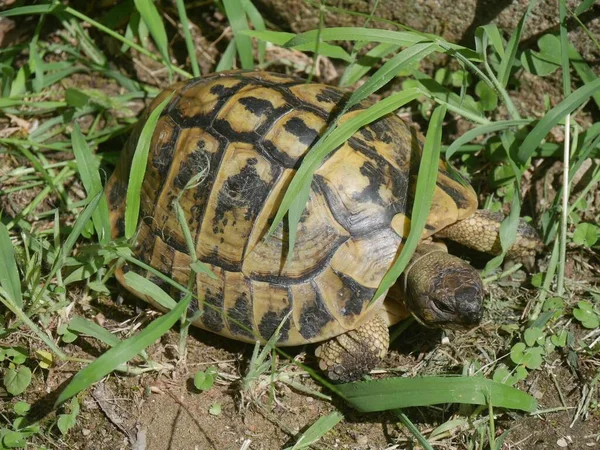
[
  {"xmin": 268, "ymin": 88, "xmax": 421, "ymax": 237},
  {"xmin": 497, "ymin": 0, "xmax": 536, "ymax": 87},
  {"xmin": 242, "ymin": 30, "xmax": 352, "ymax": 62},
  {"xmin": 287, "ymin": 181, "xmax": 311, "ymax": 261},
  {"xmin": 336, "ymin": 376, "xmax": 537, "ymax": 412},
  {"xmin": 559, "ymin": 0, "xmax": 571, "ymax": 97},
  {"xmin": 55, "ymin": 293, "xmax": 190, "ymax": 407},
  {"xmin": 175, "ymin": 0, "xmax": 201, "ymax": 77},
  {"xmin": 71, "ymin": 124, "xmax": 111, "ymax": 245},
  {"xmin": 517, "ymin": 78, "xmax": 600, "ymax": 163},
  {"xmin": 395, "ymin": 411, "xmax": 435, "ymax": 450},
  {"xmin": 67, "ymin": 316, "xmax": 120, "ymax": 347},
  {"xmin": 412, "ymin": 70, "xmax": 484, "ymax": 122},
  {"xmin": 216, "ymin": 39, "xmax": 237, "ymax": 72},
  {"xmin": 477, "ymin": 24, "xmax": 505, "ymax": 58},
  {"xmin": 0, "ymin": 4, "xmax": 62, "ymax": 16},
  {"xmin": 241, "ymin": 0, "xmax": 266, "ymax": 65},
  {"xmin": 286, "ymin": 412, "xmax": 343, "ymax": 450},
  {"xmin": 0, "ymin": 224, "xmax": 23, "ymax": 308},
  {"xmin": 44, "ymin": 192, "xmax": 102, "ymax": 290},
  {"xmin": 124, "ymin": 271, "xmax": 178, "ymax": 310},
  {"xmin": 284, "ymin": 27, "xmax": 429, "ymax": 48},
  {"xmin": 125, "ymin": 93, "xmax": 174, "ymax": 239},
  {"xmin": 568, "ymin": 45, "xmax": 600, "ymax": 109},
  {"xmin": 445, "ymin": 119, "xmax": 531, "ymax": 161},
  {"xmin": 347, "ymin": 43, "xmax": 437, "ymax": 106},
  {"xmin": 222, "ymin": 0, "xmax": 254, "ymax": 69},
  {"xmin": 339, "ymin": 43, "xmax": 400, "ymax": 87},
  {"xmin": 133, "ymin": 0, "xmax": 171, "ymax": 70},
  {"xmin": 373, "ymin": 105, "xmax": 446, "ymax": 300}
]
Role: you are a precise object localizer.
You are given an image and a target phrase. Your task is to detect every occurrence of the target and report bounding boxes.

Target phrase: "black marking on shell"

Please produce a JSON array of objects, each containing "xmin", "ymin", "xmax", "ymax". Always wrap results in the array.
[
  {"xmin": 115, "ymin": 217, "xmax": 125, "ymax": 237},
  {"xmin": 148, "ymin": 274, "xmax": 170, "ymax": 294},
  {"xmin": 284, "ymin": 117, "xmax": 320, "ymax": 147},
  {"xmin": 359, "ymin": 128, "xmax": 375, "ymax": 142},
  {"xmin": 189, "ymin": 130, "xmax": 229, "ymax": 230},
  {"xmin": 212, "ymin": 157, "xmax": 272, "ymax": 235},
  {"xmin": 227, "ymin": 294, "xmax": 254, "ymax": 338},
  {"xmin": 297, "ymin": 284, "xmax": 335, "ymax": 339},
  {"xmin": 436, "ymin": 180, "xmax": 472, "ymax": 211},
  {"xmin": 367, "ymin": 117, "xmax": 394, "ymax": 144},
  {"xmin": 109, "ymin": 180, "xmax": 127, "ymax": 210},
  {"xmin": 151, "ymin": 124, "xmax": 181, "ymax": 182},
  {"xmin": 238, "ymin": 96, "xmax": 276, "ymax": 117},
  {"xmin": 315, "ymin": 87, "xmax": 345, "ymax": 104},
  {"xmin": 258, "ymin": 305, "xmax": 291, "ymax": 342},
  {"xmin": 201, "ymin": 290, "xmax": 224, "ymax": 332},
  {"xmin": 335, "ymin": 271, "xmax": 375, "ymax": 317},
  {"xmin": 174, "ymin": 147, "xmax": 208, "ymax": 190}
]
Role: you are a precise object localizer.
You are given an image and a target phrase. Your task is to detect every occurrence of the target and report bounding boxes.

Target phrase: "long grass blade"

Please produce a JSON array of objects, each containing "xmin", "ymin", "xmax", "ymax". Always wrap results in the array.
[
  {"xmin": 44, "ymin": 191, "xmax": 103, "ymax": 296},
  {"xmin": 175, "ymin": 0, "xmax": 201, "ymax": 77},
  {"xmin": 568, "ymin": 45, "xmax": 600, "ymax": 109},
  {"xmin": 445, "ymin": 120, "xmax": 531, "ymax": 161},
  {"xmin": 124, "ymin": 271, "xmax": 178, "ymax": 310},
  {"xmin": 68, "ymin": 316, "xmax": 121, "ymax": 347},
  {"xmin": 55, "ymin": 293, "xmax": 190, "ymax": 407},
  {"xmin": 497, "ymin": 0, "xmax": 536, "ymax": 87},
  {"xmin": 222, "ymin": 0, "xmax": 254, "ymax": 69},
  {"xmin": 347, "ymin": 43, "xmax": 436, "ymax": 106},
  {"xmin": 339, "ymin": 43, "xmax": 400, "ymax": 87},
  {"xmin": 0, "ymin": 224, "xmax": 23, "ymax": 308},
  {"xmin": 242, "ymin": 30, "xmax": 352, "ymax": 62},
  {"xmin": 71, "ymin": 124, "xmax": 111, "ymax": 245},
  {"xmin": 125, "ymin": 93, "xmax": 174, "ymax": 239},
  {"xmin": 373, "ymin": 105, "xmax": 446, "ymax": 300},
  {"xmin": 517, "ymin": 78, "xmax": 600, "ymax": 163},
  {"xmin": 336, "ymin": 376, "xmax": 537, "ymax": 412},
  {"xmin": 286, "ymin": 412, "xmax": 344, "ymax": 450},
  {"xmin": 268, "ymin": 88, "xmax": 421, "ymax": 237},
  {"xmin": 0, "ymin": 4, "xmax": 61, "ymax": 16},
  {"xmin": 133, "ymin": 0, "xmax": 171, "ymax": 70},
  {"xmin": 241, "ymin": 0, "xmax": 266, "ymax": 65},
  {"xmin": 284, "ymin": 27, "xmax": 429, "ymax": 48}
]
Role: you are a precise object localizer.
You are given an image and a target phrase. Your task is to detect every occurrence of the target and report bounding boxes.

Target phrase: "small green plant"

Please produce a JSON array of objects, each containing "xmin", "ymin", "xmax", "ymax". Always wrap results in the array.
[
  {"xmin": 1, "ymin": 347, "xmax": 32, "ymax": 396},
  {"xmin": 193, "ymin": 366, "xmax": 217, "ymax": 392},
  {"xmin": 0, "ymin": 400, "xmax": 40, "ymax": 450},
  {"xmin": 56, "ymin": 398, "xmax": 80, "ymax": 436},
  {"xmin": 572, "ymin": 223, "xmax": 599, "ymax": 248},
  {"xmin": 573, "ymin": 301, "xmax": 600, "ymax": 329},
  {"xmin": 208, "ymin": 402, "xmax": 222, "ymax": 416}
]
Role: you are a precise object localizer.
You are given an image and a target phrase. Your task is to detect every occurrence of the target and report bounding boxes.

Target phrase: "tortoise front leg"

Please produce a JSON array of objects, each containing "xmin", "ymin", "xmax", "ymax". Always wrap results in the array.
[
  {"xmin": 435, "ymin": 210, "xmax": 542, "ymax": 270},
  {"xmin": 315, "ymin": 314, "xmax": 389, "ymax": 382}
]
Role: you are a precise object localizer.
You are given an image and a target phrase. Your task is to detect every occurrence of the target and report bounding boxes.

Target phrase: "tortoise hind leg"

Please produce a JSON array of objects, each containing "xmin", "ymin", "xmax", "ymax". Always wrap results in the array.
[
  {"xmin": 315, "ymin": 315, "xmax": 389, "ymax": 382},
  {"xmin": 435, "ymin": 209, "xmax": 542, "ymax": 270}
]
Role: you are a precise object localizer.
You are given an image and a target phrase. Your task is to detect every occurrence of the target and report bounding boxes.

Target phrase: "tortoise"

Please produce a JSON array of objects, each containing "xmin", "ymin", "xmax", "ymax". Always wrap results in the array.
[{"xmin": 105, "ymin": 71, "xmax": 541, "ymax": 382}]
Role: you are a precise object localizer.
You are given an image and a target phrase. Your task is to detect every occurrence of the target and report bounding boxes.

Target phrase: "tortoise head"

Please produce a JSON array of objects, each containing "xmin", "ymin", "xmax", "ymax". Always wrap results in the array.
[{"xmin": 404, "ymin": 249, "xmax": 484, "ymax": 329}]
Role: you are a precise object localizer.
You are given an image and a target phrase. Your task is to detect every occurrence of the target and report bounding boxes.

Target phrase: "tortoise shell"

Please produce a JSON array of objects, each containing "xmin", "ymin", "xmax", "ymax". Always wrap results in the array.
[{"xmin": 106, "ymin": 71, "xmax": 477, "ymax": 346}]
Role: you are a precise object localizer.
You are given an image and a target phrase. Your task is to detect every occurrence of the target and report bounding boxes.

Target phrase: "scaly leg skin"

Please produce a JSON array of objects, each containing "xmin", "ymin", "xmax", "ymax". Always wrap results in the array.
[
  {"xmin": 435, "ymin": 209, "xmax": 542, "ymax": 270},
  {"xmin": 402, "ymin": 244, "xmax": 484, "ymax": 328},
  {"xmin": 315, "ymin": 314, "xmax": 389, "ymax": 382}
]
